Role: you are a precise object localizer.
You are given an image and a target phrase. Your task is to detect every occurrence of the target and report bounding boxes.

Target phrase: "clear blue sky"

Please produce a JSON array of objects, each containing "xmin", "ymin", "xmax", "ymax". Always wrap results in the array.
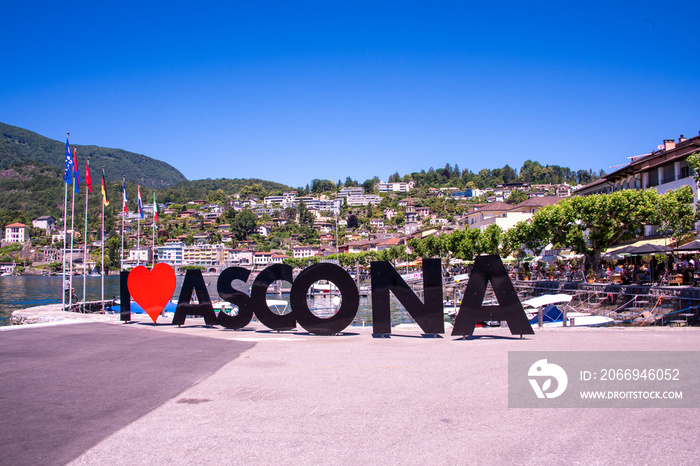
[{"xmin": 1, "ymin": 1, "xmax": 698, "ymax": 188}]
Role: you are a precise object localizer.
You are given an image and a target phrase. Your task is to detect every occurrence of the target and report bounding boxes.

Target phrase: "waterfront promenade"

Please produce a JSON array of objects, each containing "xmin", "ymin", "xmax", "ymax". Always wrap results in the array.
[{"xmin": 1, "ymin": 313, "xmax": 699, "ymax": 465}]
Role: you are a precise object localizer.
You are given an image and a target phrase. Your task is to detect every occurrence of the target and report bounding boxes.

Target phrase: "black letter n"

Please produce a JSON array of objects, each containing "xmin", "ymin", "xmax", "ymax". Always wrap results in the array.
[{"xmin": 452, "ymin": 255, "xmax": 534, "ymax": 337}]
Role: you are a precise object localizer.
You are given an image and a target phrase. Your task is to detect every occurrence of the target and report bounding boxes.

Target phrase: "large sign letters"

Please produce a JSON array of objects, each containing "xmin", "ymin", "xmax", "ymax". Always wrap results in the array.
[{"xmin": 122, "ymin": 255, "xmax": 534, "ymax": 337}]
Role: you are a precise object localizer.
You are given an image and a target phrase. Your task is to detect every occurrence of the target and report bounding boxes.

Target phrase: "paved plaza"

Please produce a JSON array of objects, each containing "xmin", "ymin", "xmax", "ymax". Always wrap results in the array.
[{"xmin": 1, "ymin": 318, "xmax": 699, "ymax": 465}]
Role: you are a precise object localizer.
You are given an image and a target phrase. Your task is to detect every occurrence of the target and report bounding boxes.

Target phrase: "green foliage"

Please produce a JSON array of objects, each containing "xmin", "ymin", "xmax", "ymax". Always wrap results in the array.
[
  {"xmin": 296, "ymin": 201, "xmax": 314, "ymax": 227},
  {"xmin": 654, "ymin": 186, "xmax": 698, "ymax": 244},
  {"xmin": 686, "ymin": 151, "xmax": 700, "ymax": 187},
  {"xmin": 231, "ymin": 210, "xmax": 258, "ymax": 240},
  {"xmin": 506, "ymin": 188, "xmax": 697, "ymax": 272},
  {"xmin": 311, "ymin": 179, "xmax": 336, "ymax": 193},
  {"xmin": 159, "ymin": 178, "xmax": 291, "ymax": 204},
  {"xmin": 0, "ymin": 122, "xmax": 187, "ymax": 188},
  {"xmin": 181, "ymin": 265, "xmax": 205, "ymax": 271},
  {"xmin": 506, "ymin": 190, "xmax": 529, "ymax": 205}
]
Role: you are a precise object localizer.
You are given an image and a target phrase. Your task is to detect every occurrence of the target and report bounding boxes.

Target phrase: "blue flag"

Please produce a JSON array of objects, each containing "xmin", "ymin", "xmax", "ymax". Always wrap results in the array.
[{"xmin": 64, "ymin": 136, "xmax": 73, "ymax": 184}]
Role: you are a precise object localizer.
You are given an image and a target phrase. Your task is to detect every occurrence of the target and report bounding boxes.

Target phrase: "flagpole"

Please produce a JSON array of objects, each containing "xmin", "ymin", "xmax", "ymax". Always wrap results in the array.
[
  {"xmin": 69, "ymin": 174, "xmax": 76, "ymax": 308},
  {"xmin": 152, "ymin": 191, "xmax": 156, "ymax": 265},
  {"xmin": 137, "ymin": 215, "xmax": 140, "ymax": 266},
  {"xmin": 62, "ymin": 172, "xmax": 68, "ymax": 312},
  {"xmin": 121, "ymin": 208, "xmax": 124, "ymax": 270},
  {"xmin": 82, "ymin": 165, "xmax": 89, "ymax": 303},
  {"xmin": 121, "ymin": 176, "xmax": 125, "ymax": 270},
  {"xmin": 101, "ymin": 166, "xmax": 108, "ymax": 310},
  {"xmin": 101, "ymin": 185, "xmax": 105, "ymax": 309}
]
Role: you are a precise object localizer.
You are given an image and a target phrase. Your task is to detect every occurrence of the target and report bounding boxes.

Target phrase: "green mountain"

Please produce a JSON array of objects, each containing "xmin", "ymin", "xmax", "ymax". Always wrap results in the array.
[{"xmin": 0, "ymin": 122, "xmax": 187, "ymax": 189}]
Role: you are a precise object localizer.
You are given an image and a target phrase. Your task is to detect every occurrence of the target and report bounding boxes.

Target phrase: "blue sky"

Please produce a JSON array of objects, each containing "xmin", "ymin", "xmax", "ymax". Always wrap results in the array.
[{"xmin": 1, "ymin": 1, "xmax": 698, "ymax": 188}]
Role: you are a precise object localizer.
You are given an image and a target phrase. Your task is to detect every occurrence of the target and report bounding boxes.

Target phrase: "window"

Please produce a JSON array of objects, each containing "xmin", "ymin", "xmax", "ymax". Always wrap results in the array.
[
  {"xmin": 647, "ymin": 170, "xmax": 659, "ymax": 187},
  {"xmin": 662, "ymin": 164, "xmax": 675, "ymax": 184},
  {"xmin": 680, "ymin": 162, "xmax": 690, "ymax": 179}
]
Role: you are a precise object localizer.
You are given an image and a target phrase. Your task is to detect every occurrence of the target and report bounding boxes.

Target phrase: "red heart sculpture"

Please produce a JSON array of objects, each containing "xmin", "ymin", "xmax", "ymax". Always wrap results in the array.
[{"xmin": 127, "ymin": 263, "xmax": 176, "ymax": 323}]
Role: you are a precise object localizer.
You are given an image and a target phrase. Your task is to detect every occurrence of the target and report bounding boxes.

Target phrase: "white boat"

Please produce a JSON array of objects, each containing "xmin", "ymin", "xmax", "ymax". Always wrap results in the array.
[
  {"xmin": 266, "ymin": 299, "xmax": 290, "ymax": 315},
  {"xmin": 522, "ymin": 294, "xmax": 613, "ymax": 327},
  {"xmin": 309, "ymin": 281, "xmax": 338, "ymax": 294},
  {"xmin": 215, "ymin": 299, "xmax": 290, "ymax": 316}
]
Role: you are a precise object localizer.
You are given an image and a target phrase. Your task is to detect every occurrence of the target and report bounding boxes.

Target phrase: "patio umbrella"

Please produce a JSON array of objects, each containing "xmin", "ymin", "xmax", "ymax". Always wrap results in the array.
[
  {"xmin": 675, "ymin": 240, "xmax": 700, "ymax": 252},
  {"xmin": 629, "ymin": 244, "xmax": 671, "ymax": 255},
  {"xmin": 601, "ymin": 252, "xmax": 625, "ymax": 261},
  {"xmin": 536, "ymin": 255, "xmax": 563, "ymax": 263},
  {"xmin": 610, "ymin": 245, "xmax": 639, "ymax": 254}
]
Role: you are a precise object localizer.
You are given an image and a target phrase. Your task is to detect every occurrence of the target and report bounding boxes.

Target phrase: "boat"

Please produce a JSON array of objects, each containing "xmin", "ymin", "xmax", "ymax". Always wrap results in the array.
[
  {"xmin": 309, "ymin": 280, "xmax": 338, "ymax": 295},
  {"xmin": 522, "ymin": 294, "xmax": 614, "ymax": 327},
  {"xmin": 215, "ymin": 299, "xmax": 290, "ymax": 316}
]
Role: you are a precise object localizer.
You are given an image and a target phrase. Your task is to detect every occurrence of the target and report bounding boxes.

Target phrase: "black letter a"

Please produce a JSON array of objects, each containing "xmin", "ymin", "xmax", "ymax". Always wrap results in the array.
[
  {"xmin": 452, "ymin": 255, "xmax": 534, "ymax": 337},
  {"xmin": 172, "ymin": 269, "xmax": 217, "ymax": 326}
]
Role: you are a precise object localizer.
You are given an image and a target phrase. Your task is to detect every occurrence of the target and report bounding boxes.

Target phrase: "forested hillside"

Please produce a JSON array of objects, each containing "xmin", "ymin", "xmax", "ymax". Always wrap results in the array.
[{"xmin": 0, "ymin": 122, "xmax": 187, "ymax": 189}]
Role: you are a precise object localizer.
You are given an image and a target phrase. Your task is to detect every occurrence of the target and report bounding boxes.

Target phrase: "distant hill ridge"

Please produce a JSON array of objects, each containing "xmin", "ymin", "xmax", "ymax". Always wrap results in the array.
[{"xmin": 0, "ymin": 122, "xmax": 187, "ymax": 189}]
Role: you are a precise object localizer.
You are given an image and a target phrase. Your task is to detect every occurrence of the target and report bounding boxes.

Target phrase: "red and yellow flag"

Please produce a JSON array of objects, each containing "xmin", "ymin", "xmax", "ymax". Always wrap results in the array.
[{"xmin": 101, "ymin": 168, "xmax": 110, "ymax": 206}]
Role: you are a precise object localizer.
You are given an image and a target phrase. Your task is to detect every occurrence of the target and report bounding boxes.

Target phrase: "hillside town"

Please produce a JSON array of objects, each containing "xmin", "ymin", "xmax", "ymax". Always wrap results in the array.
[{"xmin": 3, "ymin": 133, "xmax": 700, "ymax": 279}]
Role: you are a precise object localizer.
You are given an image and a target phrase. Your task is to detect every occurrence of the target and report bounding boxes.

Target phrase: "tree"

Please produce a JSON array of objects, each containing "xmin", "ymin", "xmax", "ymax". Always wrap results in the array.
[
  {"xmin": 362, "ymin": 177, "xmax": 380, "ymax": 193},
  {"xmin": 654, "ymin": 186, "xmax": 698, "ymax": 245},
  {"xmin": 240, "ymin": 183, "xmax": 267, "ymax": 199},
  {"xmin": 106, "ymin": 236, "xmax": 119, "ymax": 269},
  {"xmin": 686, "ymin": 151, "xmax": 700, "ymax": 187},
  {"xmin": 283, "ymin": 207, "xmax": 297, "ymax": 221},
  {"xmin": 506, "ymin": 190, "xmax": 529, "ymax": 205},
  {"xmin": 508, "ymin": 219, "xmax": 550, "ymax": 257},
  {"xmin": 445, "ymin": 228, "xmax": 480, "ymax": 260},
  {"xmin": 207, "ymin": 189, "xmax": 226, "ymax": 205},
  {"xmin": 534, "ymin": 190, "xmax": 659, "ymax": 272},
  {"xmin": 477, "ymin": 224, "xmax": 504, "ymax": 256},
  {"xmin": 311, "ymin": 179, "xmax": 336, "ymax": 193},
  {"xmin": 347, "ymin": 214, "xmax": 359, "ymax": 229},
  {"xmin": 231, "ymin": 210, "xmax": 257, "ymax": 240},
  {"xmin": 296, "ymin": 201, "xmax": 314, "ymax": 227}
]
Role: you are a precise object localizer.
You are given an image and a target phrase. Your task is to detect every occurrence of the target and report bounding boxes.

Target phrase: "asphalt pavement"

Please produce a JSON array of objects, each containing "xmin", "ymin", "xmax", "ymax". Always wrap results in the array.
[{"xmin": 1, "ymin": 319, "xmax": 699, "ymax": 465}]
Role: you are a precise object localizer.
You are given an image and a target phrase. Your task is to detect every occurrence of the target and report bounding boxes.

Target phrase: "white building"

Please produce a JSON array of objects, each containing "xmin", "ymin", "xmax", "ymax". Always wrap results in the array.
[
  {"xmin": 157, "ymin": 241, "xmax": 184, "ymax": 266},
  {"xmin": 183, "ymin": 244, "xmax": 227, "ymax": 267},
  {"xmin": 293, "ymin": 245, "xmax": 321, "ymax": 259},
  {"xmin": 346, "ymin": 194, "xmax": 381, "ymax": 206},
  {"xmin": 377, "ymin": 181, "xmax": 415, "ymax": 193},
  {"xmin": 32, "ymin": 216, "xmax": 56, "ymax": 233},
  {"xmin": 124, "ymin": 247, "xmax": 152, "ymax": 267},
  {"xmin": 4, "ymin": 223, "xmax": 30, "ymax": 244}
]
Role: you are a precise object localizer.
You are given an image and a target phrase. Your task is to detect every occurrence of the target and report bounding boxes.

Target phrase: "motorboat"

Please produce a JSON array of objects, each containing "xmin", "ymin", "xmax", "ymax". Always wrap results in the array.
[
  {"xmin": 215, "ymin": 298, "xmax": 290, "ymax": 316},
  {"xmin": 522, "ymin": 294, "xmax": 613, "ymax": 327}
]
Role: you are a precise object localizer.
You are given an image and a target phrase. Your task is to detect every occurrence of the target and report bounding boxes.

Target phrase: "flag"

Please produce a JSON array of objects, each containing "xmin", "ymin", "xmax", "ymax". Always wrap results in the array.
[
  {"xmin": 153, "ymin": 191, "xmax": 159, "ymax": 223},
  {"xmin": 101, "ymin": 168, "xmax": 110, "ymax": 206},
  {"xmin": 73, "ymin": 147, "xmax": 80, "ymax": 193},
  {"xmin": 137, "ymin": 185, "xmax": 144, "ymax": 218},
  {"xmin": 85, "ymin": 159, "xmax": 92, "ymax": 193},
  {"xmin": 122, "ymin": 177, "xmax": 128, "ymax": 214},
  {"xmin": 64, "ymin": 136, "xmax": 73, "ymax": 184}
]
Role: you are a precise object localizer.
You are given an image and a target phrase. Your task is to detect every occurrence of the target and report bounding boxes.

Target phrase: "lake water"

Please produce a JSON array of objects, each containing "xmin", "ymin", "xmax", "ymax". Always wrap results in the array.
[{"xmin": 0, "ymin": 275, "xmax": 415, "ymax": 327}]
